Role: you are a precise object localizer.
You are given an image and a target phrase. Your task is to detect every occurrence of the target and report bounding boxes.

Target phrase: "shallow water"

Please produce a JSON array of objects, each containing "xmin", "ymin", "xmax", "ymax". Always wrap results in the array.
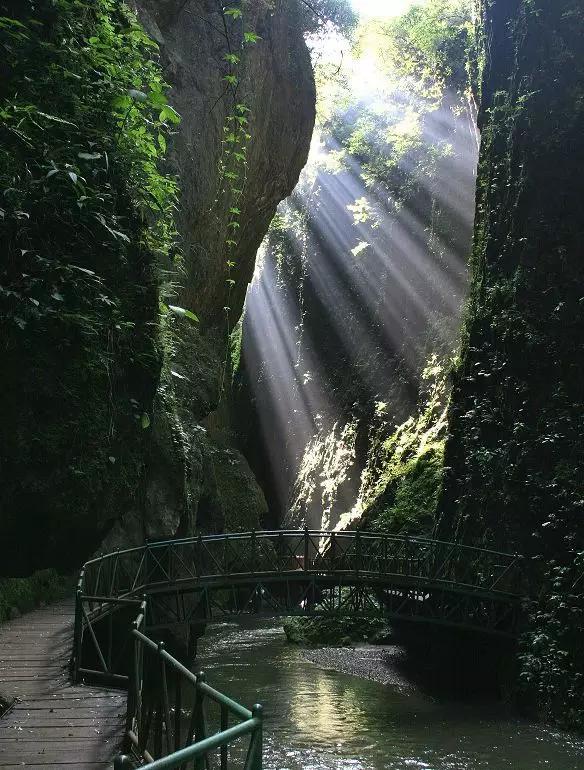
[{"xmin": 196, "ymin": 620, "xmax": 584, "ymax": 770}]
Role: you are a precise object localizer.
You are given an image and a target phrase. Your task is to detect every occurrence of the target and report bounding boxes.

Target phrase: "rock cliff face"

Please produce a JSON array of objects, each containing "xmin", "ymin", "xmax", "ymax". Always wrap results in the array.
[
  {"xmin": 134, "ymin": 0, "xmax": 315, "ymax": 323},
  {"xmin": 106, "ymin": 0, "xmax": 316, "ymax": 551},
  {"xmin": 0, "ymin": 0, "xmax": 315, "ymax": 573},
  {"xmin": 438, "ymin": 0, "xmax": 584, "ymax": 728}
]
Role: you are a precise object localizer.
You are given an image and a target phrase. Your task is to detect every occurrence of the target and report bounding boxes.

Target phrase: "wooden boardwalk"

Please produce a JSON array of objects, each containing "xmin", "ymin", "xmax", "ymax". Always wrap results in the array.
[{"xmin": 0, "ymin": 600, "xmax": 125, "ymax": 768}]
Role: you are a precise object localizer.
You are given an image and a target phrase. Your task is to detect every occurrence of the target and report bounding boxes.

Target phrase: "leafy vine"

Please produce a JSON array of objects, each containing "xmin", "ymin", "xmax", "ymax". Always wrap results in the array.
[{"xmin": 213, "ymin": 1, "xmax": 260, "ymax": 395}]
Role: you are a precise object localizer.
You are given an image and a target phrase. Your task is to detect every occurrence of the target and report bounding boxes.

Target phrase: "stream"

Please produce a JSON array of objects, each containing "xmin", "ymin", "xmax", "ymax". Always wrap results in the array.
[{"xmin": 195, "ymin": 619, "xmax": 584, "ymax": 770}]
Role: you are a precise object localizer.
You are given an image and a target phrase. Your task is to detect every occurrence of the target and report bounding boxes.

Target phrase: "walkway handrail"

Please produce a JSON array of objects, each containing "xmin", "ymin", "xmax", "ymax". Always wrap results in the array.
[{"xmin": 113, "ymin": 599, "xmax": 262, "ymax": 770}]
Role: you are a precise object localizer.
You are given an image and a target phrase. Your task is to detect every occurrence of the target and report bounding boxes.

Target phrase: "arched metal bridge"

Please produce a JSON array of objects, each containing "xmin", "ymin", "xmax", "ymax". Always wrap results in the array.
[{"xmin": 71, "ymin": 530, "xmax": 525, "ymax": 769}]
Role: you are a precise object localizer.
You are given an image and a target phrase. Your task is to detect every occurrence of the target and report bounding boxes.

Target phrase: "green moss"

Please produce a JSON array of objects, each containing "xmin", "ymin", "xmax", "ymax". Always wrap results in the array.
[
  {"xmin": 212, "ymin": 446, "xmax": 266, "ymax": 532},
  {"xmin": 0, "ymin": 569, "xmax": 72, "ymax": 624},
  {"xmin": 371, "ymin": 443, "xmax": 445, "ymax": 535},
  {"xmin": 358, "ymin": 356, "xmax": 449, "ymax": 536},
  {"xmin": 283, "ymin": 615, "xmax": 391, "ymax": 646}
]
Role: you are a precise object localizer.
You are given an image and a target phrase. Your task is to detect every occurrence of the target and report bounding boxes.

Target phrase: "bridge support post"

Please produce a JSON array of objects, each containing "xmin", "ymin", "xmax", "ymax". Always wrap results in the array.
[{"xmin": 72, "ymin": 589, "xmax": 83, "ymax": 683}]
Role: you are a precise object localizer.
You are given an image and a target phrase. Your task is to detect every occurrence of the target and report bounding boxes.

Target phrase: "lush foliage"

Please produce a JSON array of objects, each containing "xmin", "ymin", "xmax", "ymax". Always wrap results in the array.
[
  {"xmin": 368, "ymin": 0, "xmax": 474, "ymax": 97},
  {"xmin": 296, "ymin": 0, "xmax": 357, "ymax": 36},
  {"xmin": 0, "ymin": 569, "xmax": 72, "ymax": 623},
  {"xmin": 438, "ymin": 0, "xmax": 584, "ymax": 729},
  {"xmin": 0, "ymin": 0, "xmax": 179, "ymax": 570},
  {"xmin": 283, "ymin": 614, "xmax": 391, "ymax": 646}
]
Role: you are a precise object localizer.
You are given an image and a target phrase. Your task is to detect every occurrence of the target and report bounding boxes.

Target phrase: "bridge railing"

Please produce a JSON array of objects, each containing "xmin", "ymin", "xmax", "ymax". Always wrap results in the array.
[{"xmin": 76, "ymin": 530, "xmax": 524, "ymax": 604}]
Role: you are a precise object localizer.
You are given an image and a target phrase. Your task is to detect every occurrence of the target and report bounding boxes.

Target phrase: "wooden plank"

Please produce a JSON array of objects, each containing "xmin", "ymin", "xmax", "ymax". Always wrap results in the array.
[
  {"xmin": 0, "ymin": 600, "xmax": 124, "ymax": 768},
  {"xmin": 2, "ymin": 758, "xmax": 112, "ymax": 770},
  {"xmin": 3, "ymin": 718, "xmax": 123, "ymax": 727},
  {"xmin": 0, "ymin": 749, "xmax": 117, "ymax": 762},
  {"xmin": 8, "ymin": 709, "xmax": 124, "ymax": 720}
]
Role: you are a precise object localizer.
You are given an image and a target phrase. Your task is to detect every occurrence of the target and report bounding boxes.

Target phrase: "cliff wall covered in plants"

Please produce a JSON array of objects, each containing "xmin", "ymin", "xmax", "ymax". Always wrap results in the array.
[
  {"xmin": 438, "ymin": 0, "xmax": 584, "ymax": 729},
  {"xmin": 0, "ymin": 0, "xmax": 315, "ymax": 574}
]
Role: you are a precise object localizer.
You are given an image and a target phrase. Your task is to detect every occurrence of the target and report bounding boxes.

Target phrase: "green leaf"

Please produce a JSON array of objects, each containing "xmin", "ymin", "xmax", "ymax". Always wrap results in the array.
[
  {"xmin": 112, "ymin": 95, "xmax": 132, "ymax": 111},
  {"xmin": 78, "ymin": 152, "xmax": 102, "ymax": 160},
  {"xmin": 243, "ymin": 31, "xmax": 261, "ymax": 44},
  {"xmin": 157, "ymin": 132, "xmax": 167, "ymax": 154},
  {"xmin": 224, "ymin": 7, "xmax": 243, "ymax": 19},
  {"xmin": 141, "ymin": 412, "xmax": 151, "ymax": 429},
  {"xmin": 159, "ymin": 105, "xmax": 181, "ymax": 125},
  {"xmin": 223, "ymin": 74, "xmax": 238, "ymax": 86},
  {"xmin": 224, "ymin": 53, "xmax": 240, "ymax": 64},
  {"xmin": 148, "ymin": 90, "xmax": 168, "ymax": 108},
  {"xmin": 168, "ymin": 304, "xmax": 199, "ymax": 323}
]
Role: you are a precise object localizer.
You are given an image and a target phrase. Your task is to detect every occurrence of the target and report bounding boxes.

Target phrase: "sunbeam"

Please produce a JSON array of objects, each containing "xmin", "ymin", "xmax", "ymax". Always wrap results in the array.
[{"xmin": 237, "ymin": 2, "xmax": 479, "ymax": 527}]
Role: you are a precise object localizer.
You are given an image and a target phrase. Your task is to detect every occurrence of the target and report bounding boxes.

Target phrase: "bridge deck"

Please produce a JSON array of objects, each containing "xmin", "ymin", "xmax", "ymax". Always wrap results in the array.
[{"xmin": 0, "ymin": 600, "xmax": 124, "ymax": 768}]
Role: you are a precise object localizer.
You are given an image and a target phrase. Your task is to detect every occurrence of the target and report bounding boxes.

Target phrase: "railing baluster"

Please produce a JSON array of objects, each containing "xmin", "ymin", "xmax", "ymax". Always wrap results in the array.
[
  {"xmin": 175, "ymin": 669, "xmax": 182, "ymax": 753},
  {"xmin": 220, "ymin": 704, "xmax": 228, "ymax": 770},
  {"xmin": 154, "ymin": 703, "xmax": 163, "ymax": 760},
  {"xmin": 159, "ymin": 642, "xmax": 172, "ymax": 756},
  {"xmin": 194, "ymin": 672, "xmax": 207, "ymax": 770},
  {"xmin": 251, "ymin": 529, "xmax": 257, "ymax": 573}
]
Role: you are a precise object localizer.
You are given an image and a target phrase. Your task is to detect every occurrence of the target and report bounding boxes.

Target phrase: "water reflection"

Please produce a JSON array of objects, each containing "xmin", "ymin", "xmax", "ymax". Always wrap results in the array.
[{"xmin": 197, "ymin": 620, "xmax": 584, "ymax": 770}]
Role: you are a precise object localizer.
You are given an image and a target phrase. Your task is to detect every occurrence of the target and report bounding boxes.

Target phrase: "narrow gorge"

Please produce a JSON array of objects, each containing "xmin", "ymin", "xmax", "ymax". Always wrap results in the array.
[{"xmin": 1, "ymin": 0, "xmax": 583, "ymax": 767}]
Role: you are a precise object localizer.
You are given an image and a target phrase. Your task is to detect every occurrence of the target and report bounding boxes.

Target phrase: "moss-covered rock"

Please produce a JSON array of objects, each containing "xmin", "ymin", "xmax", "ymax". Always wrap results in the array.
[
  {"xmin": 283, "ymin": 615, "xmax": 391, "ymax": 646},
  {"xmin": 365, "ymin": 443, "xmax": 444, "ymax": 535},
  {"xmin": 0, "ymin": 0, "xmax": 171, "ymax": 574},
  {"xmin": 438, "ymin": 0, "xmax": 584, "ymax": 729},
  {"xmin": 352, "ymin": 358, "xmax": 450, "ymax": 536}
]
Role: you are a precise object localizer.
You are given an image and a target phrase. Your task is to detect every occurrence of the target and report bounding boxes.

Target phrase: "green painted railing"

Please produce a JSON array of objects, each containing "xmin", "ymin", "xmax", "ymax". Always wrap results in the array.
[
  {"xmin": 110, "ymin": 601, "xmax": 262, "ymax": 770},
  {"xmin": 71, "ymin": 529, "xmax": 525, "ymax": 768}
]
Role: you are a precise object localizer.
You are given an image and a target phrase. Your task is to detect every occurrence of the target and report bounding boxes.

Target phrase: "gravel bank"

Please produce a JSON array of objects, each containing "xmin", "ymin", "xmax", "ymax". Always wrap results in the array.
[{"xmin": 301, "ymin": 643, "xmax": 416, "ymax": 692}]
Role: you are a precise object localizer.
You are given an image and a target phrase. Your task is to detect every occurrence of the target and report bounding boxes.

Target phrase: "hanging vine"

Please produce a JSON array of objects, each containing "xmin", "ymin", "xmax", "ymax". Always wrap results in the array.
[{"xmin": 212, "ymin": 1, "xmax": 260, "ymax": 396}]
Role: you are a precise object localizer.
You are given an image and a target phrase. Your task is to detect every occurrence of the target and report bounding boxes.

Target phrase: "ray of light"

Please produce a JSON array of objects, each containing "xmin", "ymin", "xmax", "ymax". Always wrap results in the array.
[{"xmin": 239, "ymin": 36, "xmax": 478, "ymax": 525}]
